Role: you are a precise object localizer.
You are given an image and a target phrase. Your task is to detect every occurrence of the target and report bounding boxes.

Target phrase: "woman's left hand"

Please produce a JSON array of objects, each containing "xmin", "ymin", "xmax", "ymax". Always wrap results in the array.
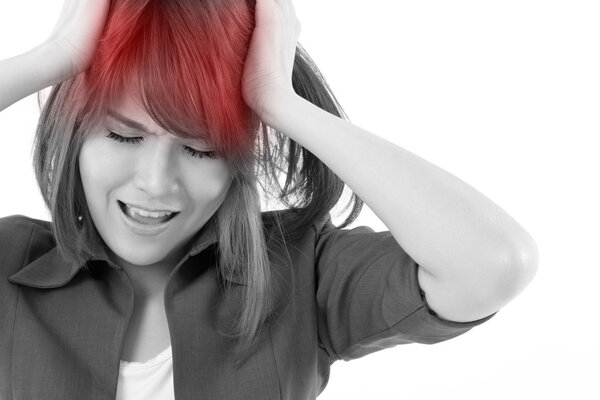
[{"xmin": 242, "ymin": 0, "xmax": 301, "ymax": 120}]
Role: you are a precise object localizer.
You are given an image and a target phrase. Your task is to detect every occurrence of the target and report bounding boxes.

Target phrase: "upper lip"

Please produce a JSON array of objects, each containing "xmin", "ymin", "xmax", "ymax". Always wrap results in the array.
[{"xmin": 119, "ymin": 200, "xmax": 180, "ymax": 214}]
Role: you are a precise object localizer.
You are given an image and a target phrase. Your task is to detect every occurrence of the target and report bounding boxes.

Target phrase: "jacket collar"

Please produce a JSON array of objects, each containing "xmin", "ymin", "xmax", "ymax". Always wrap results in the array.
[{"xmin": 7, "ymin": 216, "xmax": 238, "ymax": 288}]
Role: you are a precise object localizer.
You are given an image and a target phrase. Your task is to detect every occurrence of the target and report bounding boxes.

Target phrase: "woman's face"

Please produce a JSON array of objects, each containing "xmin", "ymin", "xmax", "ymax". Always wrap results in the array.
[{"xmin": 78, "ymin": 91, "xmax": 233, "ymax": 269}]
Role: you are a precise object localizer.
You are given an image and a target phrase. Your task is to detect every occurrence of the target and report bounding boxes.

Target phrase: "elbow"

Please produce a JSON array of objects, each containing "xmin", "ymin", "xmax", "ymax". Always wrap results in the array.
[{"xmin": 494, "ymin": 237, "xmax": 539, "ymax": 301}]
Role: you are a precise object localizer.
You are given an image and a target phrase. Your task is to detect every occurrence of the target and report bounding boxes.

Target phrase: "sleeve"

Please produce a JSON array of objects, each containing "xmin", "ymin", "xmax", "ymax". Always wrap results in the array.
[
  {"xmin": 0, "ymin": 215, "xmax": 37, "ymax": 381},
  {"xmin": 314, "ymin": 214, "xmax": 498, "ymax": 362}
]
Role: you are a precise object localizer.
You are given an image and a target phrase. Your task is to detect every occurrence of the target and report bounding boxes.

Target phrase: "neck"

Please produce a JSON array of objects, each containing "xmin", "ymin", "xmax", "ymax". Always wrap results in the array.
[{"xmin": 106, "ymin": 247, "xmax": 187, "ymax": 300}]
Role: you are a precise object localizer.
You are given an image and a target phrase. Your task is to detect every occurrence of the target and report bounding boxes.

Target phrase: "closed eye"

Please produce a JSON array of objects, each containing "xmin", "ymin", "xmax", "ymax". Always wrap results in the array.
[{"xmin": 106, "ymin": 131, "xmax": 219, "ymax": 160}]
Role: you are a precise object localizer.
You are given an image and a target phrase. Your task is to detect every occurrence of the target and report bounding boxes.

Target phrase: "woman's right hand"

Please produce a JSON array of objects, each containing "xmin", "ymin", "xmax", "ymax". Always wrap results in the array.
[{"xmin": 45, "ymin": 0, "xmax": 111, "ymax": 79}]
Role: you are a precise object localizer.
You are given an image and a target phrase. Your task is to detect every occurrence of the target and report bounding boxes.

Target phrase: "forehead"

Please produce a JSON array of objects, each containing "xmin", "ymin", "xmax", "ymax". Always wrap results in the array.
[
  {"xmin": 105, "ymin": 90, "xmax": 210, "ymax": 143},
  {"xmin": 110, "ymin": 91, "xmax": 153, "ymax": 124}
]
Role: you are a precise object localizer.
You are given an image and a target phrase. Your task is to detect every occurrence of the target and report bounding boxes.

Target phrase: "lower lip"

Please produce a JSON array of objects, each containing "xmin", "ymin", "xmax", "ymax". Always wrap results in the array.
[{"xmin": 118, "ymin": 202, "xmax": 177, "ymax": 236}]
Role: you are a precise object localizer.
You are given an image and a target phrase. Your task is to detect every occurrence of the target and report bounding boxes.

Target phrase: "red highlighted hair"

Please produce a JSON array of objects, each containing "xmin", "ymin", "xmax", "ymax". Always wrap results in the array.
[{"xmin": 85, "ymin": 0, "xmax": 258, "ymax": 159}]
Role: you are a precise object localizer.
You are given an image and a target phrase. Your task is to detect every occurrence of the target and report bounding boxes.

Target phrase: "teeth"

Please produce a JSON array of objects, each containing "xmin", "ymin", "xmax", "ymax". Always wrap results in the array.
[{"xmin": 127, "ymin": 204, "xmax": 174, "ymax": 218}]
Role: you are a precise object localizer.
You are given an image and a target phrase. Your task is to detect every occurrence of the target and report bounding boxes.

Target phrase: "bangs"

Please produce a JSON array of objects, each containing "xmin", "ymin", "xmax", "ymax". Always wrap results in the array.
[{"xmin": 82, "ymin": 0, "xmax": 259, "ymax": 156}]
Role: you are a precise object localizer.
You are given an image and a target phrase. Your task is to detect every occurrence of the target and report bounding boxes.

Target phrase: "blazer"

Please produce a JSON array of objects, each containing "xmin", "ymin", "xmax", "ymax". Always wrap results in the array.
[{"xmin": 0, "ymin": 210, "xmax": 496, "ymax": 399}]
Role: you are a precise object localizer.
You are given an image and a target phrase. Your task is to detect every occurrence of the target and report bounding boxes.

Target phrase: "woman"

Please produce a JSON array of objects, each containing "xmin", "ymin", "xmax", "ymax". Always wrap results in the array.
[{"xmin": 0, "ymin": 0, "xmax": 538, "ymax": 399}]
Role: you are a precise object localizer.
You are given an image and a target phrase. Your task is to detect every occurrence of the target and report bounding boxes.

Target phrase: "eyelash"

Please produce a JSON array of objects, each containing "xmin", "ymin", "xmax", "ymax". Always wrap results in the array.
[{"xmin": 106, "ymin": 131, "xmax": 218, "ymax": 160}]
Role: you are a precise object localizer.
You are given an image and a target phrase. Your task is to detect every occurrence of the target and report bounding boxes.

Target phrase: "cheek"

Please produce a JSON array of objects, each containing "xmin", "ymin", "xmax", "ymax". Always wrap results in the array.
[
  {"xmin": 184, "ymin": 162, "xmax": 233, "ymax": 204},
  {"xmin": 78, "ymin": 138, "xmax": 127, "ymax": 200}
]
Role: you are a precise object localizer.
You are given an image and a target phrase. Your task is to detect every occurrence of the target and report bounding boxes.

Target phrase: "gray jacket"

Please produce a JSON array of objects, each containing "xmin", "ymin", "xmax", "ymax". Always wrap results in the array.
[{"xmin": 0, "ymin": 210, "xmax": 496, "ymax": 399}]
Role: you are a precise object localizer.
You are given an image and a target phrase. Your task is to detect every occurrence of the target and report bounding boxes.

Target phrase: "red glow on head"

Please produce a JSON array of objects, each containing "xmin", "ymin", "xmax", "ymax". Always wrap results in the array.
[{"xmin": 84, "ymin": 0, "xmax": 258, "ymax": 157}]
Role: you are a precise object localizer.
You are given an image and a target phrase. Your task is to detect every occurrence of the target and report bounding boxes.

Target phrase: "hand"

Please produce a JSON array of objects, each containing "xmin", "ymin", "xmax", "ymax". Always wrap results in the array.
[
  {"xmin": 241, "ymin": 0, "xmax": 301, "ymax": 119},
  {"xmin": 45, "ymin": 0, "xmax": 111, "ymax": 78}
]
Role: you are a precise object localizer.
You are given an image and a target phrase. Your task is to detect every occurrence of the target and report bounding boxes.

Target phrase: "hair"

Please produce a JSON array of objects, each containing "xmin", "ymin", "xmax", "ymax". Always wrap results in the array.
[{"xmin": 33, "ymin": 0, "xmax": 363, "ymax": 366}]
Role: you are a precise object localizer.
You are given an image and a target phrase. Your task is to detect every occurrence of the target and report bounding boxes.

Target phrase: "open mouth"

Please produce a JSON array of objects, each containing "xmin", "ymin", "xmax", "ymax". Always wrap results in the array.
[{"xmin": 118, "ymin": 200, "xmax": 179, "ymax": 225}]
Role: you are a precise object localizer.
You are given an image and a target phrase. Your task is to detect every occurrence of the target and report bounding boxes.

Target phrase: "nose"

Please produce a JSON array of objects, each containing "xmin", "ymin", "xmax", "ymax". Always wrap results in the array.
[{"xmin": 132, "ymin": 138, "xmax": 179, "ymax": 196}]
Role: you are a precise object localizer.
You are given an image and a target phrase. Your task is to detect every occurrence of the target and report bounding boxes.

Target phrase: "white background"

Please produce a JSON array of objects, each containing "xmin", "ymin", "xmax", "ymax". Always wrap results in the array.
[{"xmin": 1, "ymin": 1, "xmax": 599, "ymax": 399}]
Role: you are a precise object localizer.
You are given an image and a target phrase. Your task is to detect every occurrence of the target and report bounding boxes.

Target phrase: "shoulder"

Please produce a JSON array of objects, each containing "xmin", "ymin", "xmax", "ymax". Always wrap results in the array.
[
  {"xmin": 260, "ymin": 208, "xmax": 326, "ymax": 236},
  {"xmin": 260, "ymin": 209, "xmax": 379, "ymax": 247},
  {"xmin": 0, "ymin": 213, "xmax": 51, "ymax": 229},
  {"xmin": 260, "ymin": 209, "xmax": 337, "ymax": 233},
  {"xmin": 260, "ymin": 209, "xmax": 355, "ymax": 253},
  {"xmin": 0, "ymin": 214, "xmax": 53, "ymax": 239},
  {"xmin": 0, "ymin": 214, "xmax": 55, "ymax": 274}
]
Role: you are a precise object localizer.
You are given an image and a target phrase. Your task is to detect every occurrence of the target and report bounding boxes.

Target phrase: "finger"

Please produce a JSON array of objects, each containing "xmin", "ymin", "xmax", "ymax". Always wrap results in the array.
[
  {"xmin": 285, "ymin": 0, "xmax": 298, "ymax": 20},
  {"xmin": 288, "ymin": 0, "xmax": 302, "ymax": 36},
  {"xmin": 274, "ymin": 0, "xmax": 297, "ymax": 22},
  {"xmin": 278, "ymin": 0, "xmax": 301, "ymax": 36}
]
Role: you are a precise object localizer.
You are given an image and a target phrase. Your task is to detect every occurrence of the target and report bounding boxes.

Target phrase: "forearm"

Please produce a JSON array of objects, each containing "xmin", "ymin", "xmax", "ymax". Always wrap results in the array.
[
  {"xmin": 0, "ymin": 42, "xmax": 67, "ymax": 112},
  {"xmin": 261, "ymin": 90, "xmax": 537, "ymax": 282}
]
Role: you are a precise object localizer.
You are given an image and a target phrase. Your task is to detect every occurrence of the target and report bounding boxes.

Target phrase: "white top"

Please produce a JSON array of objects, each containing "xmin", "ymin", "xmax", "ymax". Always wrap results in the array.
[{"xmin": 116, "ymin": 345, "xmax": 175, "ymax": 400}]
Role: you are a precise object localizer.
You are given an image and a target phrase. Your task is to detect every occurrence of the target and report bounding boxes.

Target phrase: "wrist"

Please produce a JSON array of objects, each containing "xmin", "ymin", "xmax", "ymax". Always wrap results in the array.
[
  {"xmin": 35, "ymin": 40, "xmax": 76, "ymax": 85},
  {"xmin": 257, "ymin": 86, "xmax": 300, "ymax": 128},
  {"xmin": 0, "ymin": 43, "xmax": 71, "ymax": 111}
]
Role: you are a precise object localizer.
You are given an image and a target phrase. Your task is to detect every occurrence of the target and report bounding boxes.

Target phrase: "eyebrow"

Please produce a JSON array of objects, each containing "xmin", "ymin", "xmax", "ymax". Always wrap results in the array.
[
  {"xmin": 106, "ymin": 109, "xmax": 210, "ymax": 143},
  {"xmin": 106, "ymin": 109, "xmax": 158, "ymax": 134}
]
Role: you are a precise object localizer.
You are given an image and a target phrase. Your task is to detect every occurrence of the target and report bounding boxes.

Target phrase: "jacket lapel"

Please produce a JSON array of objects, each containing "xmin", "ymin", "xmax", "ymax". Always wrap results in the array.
[
  {"xmin": 10, "ymin": 259, "xmax": 134, "ymax": 399},
  {"xmin": 166, "ymin": 242, "xmax": 282, "ymax": 399}
]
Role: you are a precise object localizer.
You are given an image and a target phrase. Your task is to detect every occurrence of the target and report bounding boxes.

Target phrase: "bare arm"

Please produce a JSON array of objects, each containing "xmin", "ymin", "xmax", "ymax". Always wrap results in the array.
[
  {"xmin": 241, "ymin": 0, "xmax": 538, "ymax": 323},
  {"xmin": 0, "ymin": 0, "xmax": 110, "ymax": 112},
  {"xmin": 0, "ymin": 43, "xmax": 69, "ymax": 112},
  {"xmin": 261, "ymin": 89, "xmax": 538, "ymax": 323}
]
